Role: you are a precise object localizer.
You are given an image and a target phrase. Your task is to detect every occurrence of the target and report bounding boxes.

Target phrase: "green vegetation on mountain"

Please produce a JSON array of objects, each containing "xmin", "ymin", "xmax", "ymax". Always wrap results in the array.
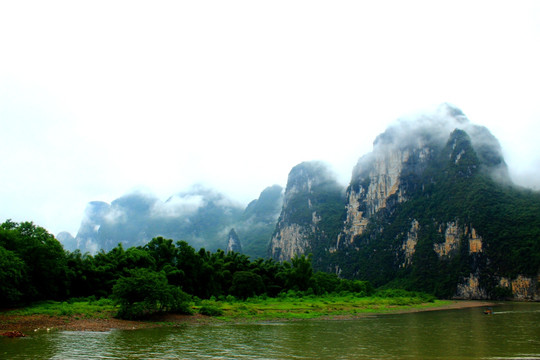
[
  {"xmin": 334, "ymin": 130, "xmax": 540, "ymax": 298},
  {"xmin": 269, "ymin": 161, "xmax": 346, "ymax": 264}
]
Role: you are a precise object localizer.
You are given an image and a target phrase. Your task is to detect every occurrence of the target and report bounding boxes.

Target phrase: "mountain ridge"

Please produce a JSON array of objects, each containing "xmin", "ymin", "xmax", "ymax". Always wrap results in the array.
[
  {"xmin": 65, "ymin": 185, "xmax": 283, "ymax": 259},
  {"xmin": 270, "ymin": 104, "xmax": 540, "ymax": 300},
  {"xmin": 58, "ymin": 104, "xmax": 540, "ymax": 300}
]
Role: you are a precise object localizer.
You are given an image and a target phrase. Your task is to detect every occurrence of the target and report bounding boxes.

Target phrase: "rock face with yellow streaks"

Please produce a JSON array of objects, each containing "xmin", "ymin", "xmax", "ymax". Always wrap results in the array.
[
  {"xmin": 456, "ymin": 273, "xmax": 489, "ymax": 299},
  {"xmin": 401, "ymin": 219, "xmax": 419, "ymax": 267},
  {"xmin": 432, "ymin": 223, "xmax": 484, "ymax": 258},
  {"xmin": 270, "ymin": 224, "xmax": 312, "ymax": 262},
  {"xmin": 467, "ymin": 227, "xmax": 483, "ymax": 254},
  {"xmin": 499, "ymin": 275, "xmax": 540, "ymax": 300},
  {"xmin": 338, "ymin": 125, "xmax": 434, "ymax": 247},
  {"xmin": 269, "ymin": 161, "xmax": 344, "ymax": 262},
  {"xmin": 270, "ymin": 104, "xmax": 540, "ymax": 301},
  {"xmin": 434, "ymin": 222, "xmax": 461, "ymax": 257}
]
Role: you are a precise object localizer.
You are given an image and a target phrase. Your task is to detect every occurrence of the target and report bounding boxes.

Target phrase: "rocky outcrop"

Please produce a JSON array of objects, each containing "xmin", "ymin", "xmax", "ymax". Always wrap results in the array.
[
  {"xmin": 269, "ymin": 161, "xmax": 344, "ymax": 262},
  {"xmin": 336, "ymin": 105, "xmax": 533, "ymax": 300},
  {"xmin": 401, "ymin": 219, "xmax": 419, "ymax": 267},
  {"xmin": 467, "ymin": 227, "xmax": 483, "ymax": 254},
  {"xmin": 339, "ymin": 190, "xmax": 368, "ymax": 245},
  {"xmin": 270, "ymin": 224, "xmax": 312, "ymax": 262},
  {"xmin": 338, "ymin": 124, "xmax": 437, "ymax": 248},
  {"xmin": 434, "ymin": 222, "xmax": 461, "ymax": 258},
  {"xmin": 455, "ymin": 273, "xmax": 489, "ymax": 299},
  {"xmin": 456, "ymin": 273, "xmax": 540, "ymax": 301},
  {"xmin": 226, "ymin": 228, "xmax": 242, "ymax": 253},
  {"xmin": 499, "ymin": 275, "xmax": 540, "ymax": 301}
]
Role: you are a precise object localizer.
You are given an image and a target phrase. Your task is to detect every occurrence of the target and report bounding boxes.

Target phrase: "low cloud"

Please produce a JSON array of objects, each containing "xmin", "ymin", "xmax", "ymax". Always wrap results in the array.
[
  {"xmin": 104, "ymin": 207, "xmax": 127, "ymax": 224},
  {"xmin": 353, "ymin": 103, "xmax": 510, "ymax": 184},
  {"xmin": 152, "ymin": 194, "xmax": 205, "ymax": 218}
]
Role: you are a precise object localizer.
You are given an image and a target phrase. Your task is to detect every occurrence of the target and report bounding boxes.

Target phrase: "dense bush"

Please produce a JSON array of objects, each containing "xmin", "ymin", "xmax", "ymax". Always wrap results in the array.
[
  {"xmin": 0, "ymin": 219, "xmax": 384, "ymax": 314},
  {"xmin": 198, "ymin": 301, "xmax": 224, "ymax": 316},
  {"xmin": 229, "ymin": 271, "xmax": 265, "ymax": 299},
  {"xmin": 112, "ymin": 268, "xmax": 191, "ymax": 319}
]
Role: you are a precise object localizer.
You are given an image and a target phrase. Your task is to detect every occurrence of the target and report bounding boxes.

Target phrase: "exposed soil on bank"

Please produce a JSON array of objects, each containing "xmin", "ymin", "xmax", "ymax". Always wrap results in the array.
[
  {"xmin": 0, "ymin": 300, "xmax": 493, "ymax": 334},
  {"xmin": 0, "ymin": 313, "xmax": 218, "ymax": 333}
]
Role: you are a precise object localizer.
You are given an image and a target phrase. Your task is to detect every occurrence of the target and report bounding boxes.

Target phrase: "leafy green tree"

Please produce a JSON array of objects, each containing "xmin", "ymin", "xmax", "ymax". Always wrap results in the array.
[
  {"xmin": 144, "ymin": 237, "xmax": 177, "ymax": 270},
  {"xmin": 312, "ymin": 271, "xmax": 340, "ymax": 294},
  {"xmin": 285, "ymin": 254, "xmax": 315, "ymax": 291},
  {"xmin": 64, "ymin": 249, "xmax": 96, "ymax": 299},
  {"xmin": 252, "ymin": 258, "xmax": 286, "ymax": 296},
  {"xmin": 0, "ymin": 220, "xmax": 67, "ymax": 301},
  {"xmin": 112, "ymin": 268, "xmax": 191, "ymax": 319},
  {"xmin": 0, "ymin": 245, "xmax": 26, "ymax": 306},
  {"xmin": 122, "ymin": 247, "xmax": 156, "ymax": 270},
  {"xmin": 337, "ymin": 279, "xmax": 374, "ymax": 296},
  {"xmin": 91, "ymin": 244, "xmax": 126, "ymax": 297},
  {"xmin": 175, "ymin": 240, "xmax": 203, "ymax": 295},
  {"xmin": 229, "ymin": 271, "xmax": 264, "ymax": 299}
]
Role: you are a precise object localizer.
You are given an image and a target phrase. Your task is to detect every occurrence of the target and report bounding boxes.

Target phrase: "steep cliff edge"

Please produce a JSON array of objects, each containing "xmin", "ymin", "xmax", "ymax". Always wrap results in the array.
[
  {"xmin": 268, "ymin": 161, "xmax": 345, "ymax": 262},
  {"xmin": 338, "ymin": 104, "xmax": 508, "ymax": 248},
  {"xmin": 332, "ymin": 107, "xmax": 540, "ymax": 299},
  {"xmin": 226, "ymin": 228, "xmax": 242, "ymax": 253},
  {"xmin": 272, "ymin": 104, "xmax": 540, "ymax": 300}
]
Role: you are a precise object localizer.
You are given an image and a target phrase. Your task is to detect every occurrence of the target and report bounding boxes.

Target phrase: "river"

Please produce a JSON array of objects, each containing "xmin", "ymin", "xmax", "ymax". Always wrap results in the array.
[{"xmin": 2, "ymin": 302, "xmax": 539, "ymax": 359}]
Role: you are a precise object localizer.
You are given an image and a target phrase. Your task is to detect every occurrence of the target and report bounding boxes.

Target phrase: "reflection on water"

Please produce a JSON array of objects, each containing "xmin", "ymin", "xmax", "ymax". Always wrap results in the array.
[{"xmin": 2, "ymin": 303, "xmax": 539, "ymax": 360}]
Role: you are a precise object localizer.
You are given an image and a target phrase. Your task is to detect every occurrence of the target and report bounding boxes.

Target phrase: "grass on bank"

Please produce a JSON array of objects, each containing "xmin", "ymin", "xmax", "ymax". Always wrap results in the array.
[
  {"xmin": 3, "ymin": 290, "xmax": 451, "ymax": 322},
  {"xmin": 5, "ymin": 297, "xmax": 116, "ymax": 319},
  {"xmin": 196, "ymin": 290, "xmax": 450, "ymax": 321}
]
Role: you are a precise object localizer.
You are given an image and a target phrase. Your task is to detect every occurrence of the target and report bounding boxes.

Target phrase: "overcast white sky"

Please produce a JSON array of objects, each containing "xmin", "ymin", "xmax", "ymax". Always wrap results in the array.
[{"xmin": 1, "ymin": 1, "xmax": 539, "ymax": 236}]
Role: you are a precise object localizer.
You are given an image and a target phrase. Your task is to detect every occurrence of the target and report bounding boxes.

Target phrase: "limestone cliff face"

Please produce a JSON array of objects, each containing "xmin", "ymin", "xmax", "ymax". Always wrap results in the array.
[
  {"xmin": 401, "ymin": 219, "xmax": 419, "ymax": 267},
  {"xmin": 269, "ymin": 161, "xmax": 344, "ymax": 262},
  {"xmin": 271, "ymin": 104, "xmax": 539, "ymax": 301},
  {"xmin": 338, "ymin": 127, "xmax": 435, "ymax": 247},
  {"xmin": 433, "ymin": 222, "xmax": 461, "ymax": 257},
  {"xmin": 339, "ymin": 103, "xmax": 509, "ymax": 249},
  {"xmin": 226, "ymin": 228, "xmax": 242, "ymax": 253},
  {"xmin": 401, "ymin": 219, "xmax": 485, "ymax": 268},
  {"xmin": 334, "ymin": 105, "xmax": 539, "ymax": 300},
  {"xmin": 499, "ymin": 275, "xmax": 540, "ymax": 301},
  {"xmin": 455, "ymin": 273, "xmax": 489, "ymax": 299},
  {"xmin": 270, "ymin": 223, "xmax": 313, "ymax": 262},
  {"xmin": 456, "ymin": 274, "xmax": 540, "ymax": 300},
  {"xmin": 433, "ymin": 222, "xmax": 484, "ymax": 258}
]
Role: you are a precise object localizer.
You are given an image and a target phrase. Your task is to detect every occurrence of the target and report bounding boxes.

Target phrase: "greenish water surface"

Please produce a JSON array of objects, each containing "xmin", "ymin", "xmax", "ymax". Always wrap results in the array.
[{"xmin": 1, "ymin": 302, "xmax": 539, "ymax": 359}]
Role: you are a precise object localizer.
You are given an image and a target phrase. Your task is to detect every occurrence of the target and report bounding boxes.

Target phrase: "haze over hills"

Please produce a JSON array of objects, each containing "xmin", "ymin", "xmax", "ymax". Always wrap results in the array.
[
  {"xmin": 63, "ymin": 184, "xmax": 283, "ymax": 259},
  {"xmin": 59, "ymin": 104, "xmax": 540, "ymax": 300}
]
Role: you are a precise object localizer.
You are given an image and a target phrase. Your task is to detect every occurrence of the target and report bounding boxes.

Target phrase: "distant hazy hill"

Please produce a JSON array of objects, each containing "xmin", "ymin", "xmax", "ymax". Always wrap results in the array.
[{"xmin": 64, "ymin": 184, "xmax": 283, "ymax": 259}]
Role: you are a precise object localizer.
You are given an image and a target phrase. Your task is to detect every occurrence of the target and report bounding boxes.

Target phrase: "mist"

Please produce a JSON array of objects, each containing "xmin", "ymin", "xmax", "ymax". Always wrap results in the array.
[{"xmin": 1, "ymin": 1, "xmax": 539, "ymax": 236}]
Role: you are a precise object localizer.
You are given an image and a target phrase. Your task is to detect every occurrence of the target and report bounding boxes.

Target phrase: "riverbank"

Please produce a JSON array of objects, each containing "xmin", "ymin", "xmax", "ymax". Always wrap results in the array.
[{"xmin": 0, "ymin": 299, "xmax": 493, "ymax": 334}]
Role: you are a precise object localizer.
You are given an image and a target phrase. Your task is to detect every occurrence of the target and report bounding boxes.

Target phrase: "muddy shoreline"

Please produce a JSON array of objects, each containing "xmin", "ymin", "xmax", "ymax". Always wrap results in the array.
[{"xmin": 0, "ymin": 300, "xmax": 494, "ymax": 334}]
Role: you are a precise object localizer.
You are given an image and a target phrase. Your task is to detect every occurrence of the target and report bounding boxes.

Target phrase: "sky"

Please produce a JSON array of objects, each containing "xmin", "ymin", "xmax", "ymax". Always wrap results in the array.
[{"xmin": 1, "ymin": 1, "xmax": 539, "ymax": 236}]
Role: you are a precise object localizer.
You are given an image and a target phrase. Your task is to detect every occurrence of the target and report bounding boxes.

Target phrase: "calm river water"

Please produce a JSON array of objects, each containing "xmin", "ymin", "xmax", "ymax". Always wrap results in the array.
[{"xmin": 2, "ymin": 302, "xmax": 539, "ymax": 360}]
